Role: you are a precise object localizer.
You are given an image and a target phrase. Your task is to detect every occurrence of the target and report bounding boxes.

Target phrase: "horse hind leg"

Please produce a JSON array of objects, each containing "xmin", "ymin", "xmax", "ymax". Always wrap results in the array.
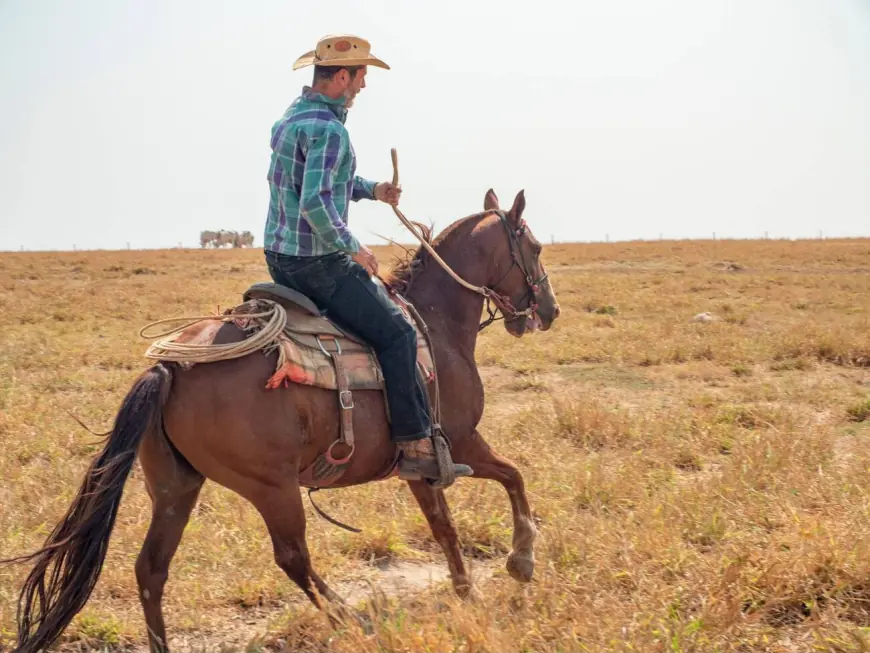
[
  {"xmin": 251, "ymin": 480, "xmax": 354, "ymax": 623},
  {"xmin": 135, "ymin": 422, "xmax": 205, "ymax": 653}
]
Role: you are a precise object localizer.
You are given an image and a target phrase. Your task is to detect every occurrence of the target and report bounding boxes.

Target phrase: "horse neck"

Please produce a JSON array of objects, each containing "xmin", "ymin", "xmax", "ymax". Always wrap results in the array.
[{"xmin": 404, "ymin": 237, "xmax": 490, "ymax": 355}]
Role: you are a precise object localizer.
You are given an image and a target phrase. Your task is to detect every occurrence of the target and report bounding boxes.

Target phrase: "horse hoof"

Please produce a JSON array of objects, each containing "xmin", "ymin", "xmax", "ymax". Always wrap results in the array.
[
  {"xmin": 456, "ymin": 582, "xmax": 482, "ymax": 602},
  {"xmin": 506, "ymin": 551, "xmax": 534, "ymax": 583},
  {"xmin": 326, "ymin": 602, "xmax": 369, "ymax": 632},
  {"xmin": 354, "ymin": 610, "xmax": 374, "ymax": 635}
]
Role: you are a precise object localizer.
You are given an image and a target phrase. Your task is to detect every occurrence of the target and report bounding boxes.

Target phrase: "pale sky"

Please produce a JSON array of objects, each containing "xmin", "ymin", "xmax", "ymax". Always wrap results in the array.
[{"xmin": 1, "ymin": 0, "xmax": 869, "ymax": 251}]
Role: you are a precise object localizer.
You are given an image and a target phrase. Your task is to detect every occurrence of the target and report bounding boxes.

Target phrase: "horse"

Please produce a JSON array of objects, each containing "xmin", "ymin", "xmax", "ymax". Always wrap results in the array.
[
  {"xmin": 3, "ymin": 188, "xmax": 560, "ymax": 653},
  {"xmin": 237, "ymin": 230, "xmax": 255, "ymax": 248},
  {"xmin": 199, "ymin": 230, "xmax": 217, "ymax": 248}
]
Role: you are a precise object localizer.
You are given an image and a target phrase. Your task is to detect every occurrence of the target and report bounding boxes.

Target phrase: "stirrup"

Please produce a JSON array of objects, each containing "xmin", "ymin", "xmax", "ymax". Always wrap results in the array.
[{"xmin": 397, "ymin": 432, "xmax": 473, "ymax": 489}]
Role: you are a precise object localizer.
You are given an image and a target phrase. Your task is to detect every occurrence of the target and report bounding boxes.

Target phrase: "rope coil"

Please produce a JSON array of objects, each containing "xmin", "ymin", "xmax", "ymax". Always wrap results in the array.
[{"xmin": 140, "ymin": 304, "xmax": 288, "ymax": 364}]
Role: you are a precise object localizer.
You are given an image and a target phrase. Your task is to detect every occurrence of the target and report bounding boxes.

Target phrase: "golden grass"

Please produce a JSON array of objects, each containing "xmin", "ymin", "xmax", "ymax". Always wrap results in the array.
[{"xmin": 2, "ymin": 238, "xmax": 870, "ymax": 652}]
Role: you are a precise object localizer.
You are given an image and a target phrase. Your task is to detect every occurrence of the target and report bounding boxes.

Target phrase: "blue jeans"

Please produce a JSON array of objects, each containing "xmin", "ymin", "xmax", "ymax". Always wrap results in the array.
[{"xmin": 264, "ymin": 249, "xmax": 431, "ymax": 442}]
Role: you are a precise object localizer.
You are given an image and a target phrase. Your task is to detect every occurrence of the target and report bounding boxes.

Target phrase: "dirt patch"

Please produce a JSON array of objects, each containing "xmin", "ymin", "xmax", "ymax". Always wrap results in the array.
[
  {"xmin": 129, "ymin": 559, "xmax": 494, "ymax": 653},
  {"xmin": 340, "ymin": 560, "xmax": 453, "ymax": 605}
]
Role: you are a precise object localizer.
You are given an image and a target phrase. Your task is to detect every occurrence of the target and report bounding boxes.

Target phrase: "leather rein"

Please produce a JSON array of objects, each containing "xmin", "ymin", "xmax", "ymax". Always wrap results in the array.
[{"xmin": 388, "ymin": 149, "xmax": 547, "ymax": 332}]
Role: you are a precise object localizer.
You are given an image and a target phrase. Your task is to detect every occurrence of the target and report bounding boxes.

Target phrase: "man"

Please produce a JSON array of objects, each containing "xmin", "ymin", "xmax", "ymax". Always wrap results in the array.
[{"xmin": 263, "ymin": 34, "xmax": 472, "ymax": 483}]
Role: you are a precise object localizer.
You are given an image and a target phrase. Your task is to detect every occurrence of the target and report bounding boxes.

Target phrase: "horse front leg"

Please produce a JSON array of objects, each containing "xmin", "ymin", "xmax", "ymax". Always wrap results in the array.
[{"xmin": 454, "ymin": 430, "xmax": 537, "ymax": 583}]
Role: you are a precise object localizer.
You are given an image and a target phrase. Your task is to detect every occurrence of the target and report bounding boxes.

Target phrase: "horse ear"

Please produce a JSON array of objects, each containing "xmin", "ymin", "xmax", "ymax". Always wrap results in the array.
[
  {"xmin": 508, "ymin": 189, "xmax": 526, "ymax": 223},
  {"xmin": 484, "ymin": 189, "xmax": 499, "ymax": 211}
]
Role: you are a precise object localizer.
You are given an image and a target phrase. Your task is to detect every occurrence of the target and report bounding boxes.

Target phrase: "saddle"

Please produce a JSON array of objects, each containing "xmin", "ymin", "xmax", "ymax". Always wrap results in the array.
[
  {"xmin": 239, "ymin": 281, "xmax": 438, "ymax": 488},
  {"xmin": 242, "ymin": 281, "xmax": 435, "ymax": 392}
]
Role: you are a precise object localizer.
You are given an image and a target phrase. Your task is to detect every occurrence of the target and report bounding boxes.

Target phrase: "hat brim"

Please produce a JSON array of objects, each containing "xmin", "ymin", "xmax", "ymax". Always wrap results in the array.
[{"xmin": 292, "ymin": 51, "xmax": 390, "ymax": 71}]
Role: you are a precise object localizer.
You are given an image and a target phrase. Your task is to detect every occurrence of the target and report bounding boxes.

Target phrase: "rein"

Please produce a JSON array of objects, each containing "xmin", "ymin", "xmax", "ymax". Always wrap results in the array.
[{"xmin": 387, "ymin": 149, "xmax": 544, "ymax": 331}]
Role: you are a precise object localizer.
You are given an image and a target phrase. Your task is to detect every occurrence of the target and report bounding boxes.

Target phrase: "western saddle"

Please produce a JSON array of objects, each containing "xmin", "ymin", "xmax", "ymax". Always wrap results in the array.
[{"xmin": 240, "ymin": 281, "xmax": 437, "ymax": 487}]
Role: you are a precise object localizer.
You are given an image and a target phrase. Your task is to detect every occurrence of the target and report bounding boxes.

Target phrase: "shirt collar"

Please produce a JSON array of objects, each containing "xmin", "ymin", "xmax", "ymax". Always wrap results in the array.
[{"xmin": 301, "ymin": 86, "xmax": 348, "ymax": 123}]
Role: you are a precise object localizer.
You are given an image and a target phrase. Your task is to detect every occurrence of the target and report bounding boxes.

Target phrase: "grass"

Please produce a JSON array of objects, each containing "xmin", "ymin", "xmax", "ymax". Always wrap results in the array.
[
  {"xmin": 1, "ymin": 238, "xmax": 870, "ymax": 651},
  {"xmin": 847, "ymin": 399, "xmax": 870, "ymax": 423}
]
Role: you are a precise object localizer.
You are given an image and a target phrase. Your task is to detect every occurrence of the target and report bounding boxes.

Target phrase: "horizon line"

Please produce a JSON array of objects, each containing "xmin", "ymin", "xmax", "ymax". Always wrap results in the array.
[{"xmin": 3, "ymin": 234, "xmax": 870, "ymax": 254}]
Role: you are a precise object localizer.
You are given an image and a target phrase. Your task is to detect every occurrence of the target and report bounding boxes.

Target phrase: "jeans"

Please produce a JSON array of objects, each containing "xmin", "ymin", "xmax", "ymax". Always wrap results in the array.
[{"xmin": 264, "ymin": 249, "xmax": 432, "ymax": 442}]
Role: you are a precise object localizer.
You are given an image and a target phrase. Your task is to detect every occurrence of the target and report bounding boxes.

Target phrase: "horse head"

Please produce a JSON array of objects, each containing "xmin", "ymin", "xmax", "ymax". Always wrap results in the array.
[{"xmin": 480, "ymin": 189, "xmax": 560, "ymax": 336}]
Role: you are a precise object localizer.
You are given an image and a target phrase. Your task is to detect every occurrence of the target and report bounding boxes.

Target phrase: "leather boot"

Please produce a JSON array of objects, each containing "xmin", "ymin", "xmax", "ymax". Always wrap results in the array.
[{"xmin": 397, "ymin": 436, "xmax": 473, "ymax": 482}]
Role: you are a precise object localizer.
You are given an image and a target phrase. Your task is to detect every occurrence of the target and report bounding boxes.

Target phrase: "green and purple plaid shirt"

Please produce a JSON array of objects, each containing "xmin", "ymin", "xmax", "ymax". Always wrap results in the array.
[{"xmin": 263, "ymin": 87, "xmax": 376, "ymax": 256}]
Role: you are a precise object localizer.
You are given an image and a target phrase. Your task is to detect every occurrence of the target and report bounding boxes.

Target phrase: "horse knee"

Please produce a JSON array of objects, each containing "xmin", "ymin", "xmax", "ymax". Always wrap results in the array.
[
  {"xmin": 499, "ymin": 463, "xmax": 525, "ymax": 490},
  {"xmin": 432, "ymin": 516, "xmax": 459, "ymax": 543},
  {"xmin": 425, "ymin": 501, "xmax": 460, "ymax": 542}
]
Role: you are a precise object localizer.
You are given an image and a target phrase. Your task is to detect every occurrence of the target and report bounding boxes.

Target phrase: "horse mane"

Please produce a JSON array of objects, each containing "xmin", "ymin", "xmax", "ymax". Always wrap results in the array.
[{"xmin": 381, "ymin": 212, "xmax": 490, "ymax": 296}]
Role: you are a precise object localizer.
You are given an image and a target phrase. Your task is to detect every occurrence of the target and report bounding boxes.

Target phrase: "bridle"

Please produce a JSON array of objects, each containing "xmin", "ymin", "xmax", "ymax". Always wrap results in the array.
[
  {"xmin": 387, "ymin": 149, "xmax": 548, "ymax": 333},
  {"xmin": 477, "ymin": 211, "xmax": 549, "ymax": 331}
]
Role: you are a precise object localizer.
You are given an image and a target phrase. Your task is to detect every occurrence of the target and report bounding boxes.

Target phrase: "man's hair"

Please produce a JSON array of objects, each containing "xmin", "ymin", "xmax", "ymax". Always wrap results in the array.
[{"xmin": 313, "ymin": 64, "xmax": 362, "ymax": 83}]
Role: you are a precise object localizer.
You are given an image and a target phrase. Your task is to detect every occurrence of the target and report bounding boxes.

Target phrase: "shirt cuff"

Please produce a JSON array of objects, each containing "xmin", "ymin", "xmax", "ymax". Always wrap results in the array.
[
  {"xmin": 341, "ymin": 232, "xmax": 362, "ymax": 254},
  {"xmin": 353, "ymin": 176, "xmax": 377, "ymax": 201}
]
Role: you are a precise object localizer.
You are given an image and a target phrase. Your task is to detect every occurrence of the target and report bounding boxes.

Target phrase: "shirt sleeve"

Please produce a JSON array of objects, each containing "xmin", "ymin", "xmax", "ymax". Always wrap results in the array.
[
  {"xmin": 299, "ymin": 127, "xmax": 361, "ymax": 254},
  {"xmin": 351, "ymin": 176, "xmax": 377, "ymax": 202}
]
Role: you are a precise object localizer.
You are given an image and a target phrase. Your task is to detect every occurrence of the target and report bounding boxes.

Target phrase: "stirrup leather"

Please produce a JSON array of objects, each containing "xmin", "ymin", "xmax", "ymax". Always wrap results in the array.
[{"xmin": 308, "ymin": 335, "xmax": 355, "ymax": 485}]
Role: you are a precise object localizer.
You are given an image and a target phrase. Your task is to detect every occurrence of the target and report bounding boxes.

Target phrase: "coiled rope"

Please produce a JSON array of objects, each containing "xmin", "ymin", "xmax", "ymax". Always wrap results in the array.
[{"xmin": 139, "ymin": 303, "xmax": 287, "ymax": 364}]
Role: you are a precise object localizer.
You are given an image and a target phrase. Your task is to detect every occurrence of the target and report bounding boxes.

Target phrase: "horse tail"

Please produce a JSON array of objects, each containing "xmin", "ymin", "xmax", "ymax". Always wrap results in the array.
[{"xmin": 2, "ymin": 363, "xmax": 174, "ymax": 653}]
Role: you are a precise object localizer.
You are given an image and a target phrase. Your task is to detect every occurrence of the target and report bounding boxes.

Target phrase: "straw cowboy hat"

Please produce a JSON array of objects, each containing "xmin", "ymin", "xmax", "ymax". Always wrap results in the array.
[{"xmin": 292, "ymin": 34, "xmax": 390, "ymax": 71}]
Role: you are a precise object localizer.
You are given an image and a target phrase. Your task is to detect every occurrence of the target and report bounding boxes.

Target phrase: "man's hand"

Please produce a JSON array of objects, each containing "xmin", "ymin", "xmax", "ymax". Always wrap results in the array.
[
  {"xmin": 374, "ymin": 182, "xmax": 402, "ymax": 206},
  {"xmin": 352, "ymin": 244, "xmax": 379, "ymax": 277}
]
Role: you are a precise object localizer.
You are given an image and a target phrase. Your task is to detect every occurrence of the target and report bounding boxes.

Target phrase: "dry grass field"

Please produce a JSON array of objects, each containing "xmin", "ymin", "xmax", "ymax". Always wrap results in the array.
[{"xmin": 2, "ymin": 238, "xmax": 870, "ymax": 652}]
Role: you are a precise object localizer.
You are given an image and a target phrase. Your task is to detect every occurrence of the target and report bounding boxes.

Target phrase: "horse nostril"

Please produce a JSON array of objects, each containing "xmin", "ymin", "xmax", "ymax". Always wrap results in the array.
[{"xmin": 553, "ymin": 304, "xmax": 561, "ymax": 319}]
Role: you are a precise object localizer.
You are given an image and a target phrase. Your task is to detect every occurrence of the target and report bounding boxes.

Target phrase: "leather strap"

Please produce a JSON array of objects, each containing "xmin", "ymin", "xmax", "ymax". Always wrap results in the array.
[
  {"xmin": 318, "ymin": 336, "xmax": 355, "ymax": 465},
  {"xmin": 307, "ymin": 488, "xmax": 361, "ymax": 533}
]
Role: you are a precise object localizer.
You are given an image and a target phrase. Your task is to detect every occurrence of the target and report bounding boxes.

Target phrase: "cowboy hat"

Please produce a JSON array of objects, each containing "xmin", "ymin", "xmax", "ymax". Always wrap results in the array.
[{"xmin": 292, "ymin": 34, "xmax": 390, "ymax": 71}]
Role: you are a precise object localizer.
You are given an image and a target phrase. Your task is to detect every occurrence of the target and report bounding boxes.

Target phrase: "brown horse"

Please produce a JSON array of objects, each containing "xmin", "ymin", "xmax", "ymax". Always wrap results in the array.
[{"xmin": 3, "ymin": 188, "xmax": 560, "ymax": 653}]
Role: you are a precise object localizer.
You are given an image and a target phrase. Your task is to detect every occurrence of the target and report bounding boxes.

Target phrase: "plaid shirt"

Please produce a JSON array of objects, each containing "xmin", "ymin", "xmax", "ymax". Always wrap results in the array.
[{"xmin": 263, "ymin": 87, "xmax": 376, "ymax": 256}]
